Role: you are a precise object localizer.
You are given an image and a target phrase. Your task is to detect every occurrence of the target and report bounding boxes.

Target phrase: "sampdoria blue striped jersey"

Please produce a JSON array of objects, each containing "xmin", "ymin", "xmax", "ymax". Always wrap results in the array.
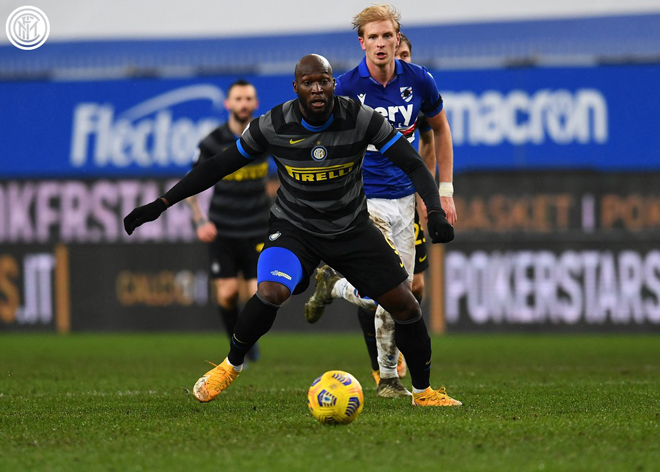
[{"xmin": 335, "ymin": 57, "xmax": 443, "ymax": 199}]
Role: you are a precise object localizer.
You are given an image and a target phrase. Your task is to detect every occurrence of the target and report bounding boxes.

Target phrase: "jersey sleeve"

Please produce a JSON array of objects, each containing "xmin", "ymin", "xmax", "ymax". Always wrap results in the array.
[
  {"xmin": 364, "ymin": 106, "xmax": 400, "ymax": 149},
  {"xmin": 420, "ymin": 68, "xmax": 444, "ymax": 118},
  {"xmin": 163, "ymin": 143, "xmax": 250, "ymax": 206},
  {"xmin": 237, "ymin": 115, "xmax": 269, "ymax": 159}
]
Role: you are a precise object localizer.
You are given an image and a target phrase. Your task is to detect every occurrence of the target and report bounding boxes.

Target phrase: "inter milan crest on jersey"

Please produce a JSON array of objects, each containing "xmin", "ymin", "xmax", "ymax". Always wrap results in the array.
[
  {"xmin": 311, "ymin": 145, "xmax": 328, "ymax": 161},
  {"xmin": 400, "ymin": 87, "xmax": 413, "ymax": 103}
]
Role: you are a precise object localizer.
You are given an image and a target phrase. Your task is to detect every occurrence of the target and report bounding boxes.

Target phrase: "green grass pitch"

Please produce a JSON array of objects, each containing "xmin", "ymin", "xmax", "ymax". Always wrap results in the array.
[{"xmin": 1, "ymin": 333, "xmax": 659, "ymax": 471}]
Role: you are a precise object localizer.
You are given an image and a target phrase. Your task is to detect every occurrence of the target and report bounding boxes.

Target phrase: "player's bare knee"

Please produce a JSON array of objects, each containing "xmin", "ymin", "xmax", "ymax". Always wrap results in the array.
[
  {"xmin": 386, "ymin": 295, "xmax": 421, "ymax": 323},
  {"xmin": 215, "ymin": 279, "xmax": 239, "ymax": 309},
  {"xmin": 257, "ymin": 281, "xmax": 290, "ymax": 307},
  {"xmin": 375, "ymin": 282, "xmax": 421, "ymax": 321},
  {"xmin": 218, "ymin": 290, "xmax": 239, "ymax": 309},
  {"xmin": 395, "ymin": 300, "xmax": 422, "ymax": 322}
]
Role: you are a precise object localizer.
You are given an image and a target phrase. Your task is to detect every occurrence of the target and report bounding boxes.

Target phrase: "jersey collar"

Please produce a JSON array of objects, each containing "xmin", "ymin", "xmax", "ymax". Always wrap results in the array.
[
  {"xmin": 358, "ymin": 56, "xmax": 404, "ymax": 83},
  {"xmin": 293, "ymin": 98, "xmax": 337, "ymax": 132},
  {"xmin": 302, "ymin": 114, "xmax": 334, "ymax": 132}
]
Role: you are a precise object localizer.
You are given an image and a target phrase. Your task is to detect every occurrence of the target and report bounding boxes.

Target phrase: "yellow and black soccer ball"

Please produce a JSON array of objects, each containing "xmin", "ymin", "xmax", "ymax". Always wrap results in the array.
[{"xmin": 307, "ymin": 370, "xmax": 364, "ymax": 425}]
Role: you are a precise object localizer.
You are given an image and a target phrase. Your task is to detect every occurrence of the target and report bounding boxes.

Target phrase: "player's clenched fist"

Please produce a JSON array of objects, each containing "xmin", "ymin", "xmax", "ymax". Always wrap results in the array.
[
  {"xmin": 427, "ymin": 209, "xmax": 454, "ymax": 243},
  {"xmin": 123, "ymin": 198, "xmax": 168, "ymax": 235}
]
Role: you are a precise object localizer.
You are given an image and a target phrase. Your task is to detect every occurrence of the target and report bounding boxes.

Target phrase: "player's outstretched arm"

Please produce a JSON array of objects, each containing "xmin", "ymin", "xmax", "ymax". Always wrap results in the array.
[
  {"xmin": 427, "ymin": 110, "xmax": 457, "ymax": 225},
  {"xmin": 381, "ymin": 136, "xmax": 454, "ymax": 244},
  {"xmin": 123, "ymin": 143, "xmax": 249, "ymax": 235}
]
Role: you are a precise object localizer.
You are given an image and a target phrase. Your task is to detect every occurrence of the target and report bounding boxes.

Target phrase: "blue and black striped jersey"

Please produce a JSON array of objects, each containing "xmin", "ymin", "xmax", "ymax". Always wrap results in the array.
[{"xmin": 237, "ymin": 96, "xmax": 400, "ymax": 236}]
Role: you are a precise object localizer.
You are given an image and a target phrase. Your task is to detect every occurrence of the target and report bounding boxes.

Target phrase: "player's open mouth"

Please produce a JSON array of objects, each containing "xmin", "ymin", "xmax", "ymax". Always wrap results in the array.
[
  {"xmin": 376, "ymin": 52, "xmax": 387, "ymax": 59},
  {"xmin": 311, "ymin": 100, "xmax": 326, "ymax": 108}
]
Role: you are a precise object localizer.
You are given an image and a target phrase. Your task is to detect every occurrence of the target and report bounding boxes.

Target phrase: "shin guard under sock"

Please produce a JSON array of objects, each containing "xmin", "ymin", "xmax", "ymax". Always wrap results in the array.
[
  {"xmin": 393, "ymin": 316, "xmax": 432, "ymax": 390},
  {"xmin": 227, "ymin": 293, "xmax": 279, "ymax": 366}
]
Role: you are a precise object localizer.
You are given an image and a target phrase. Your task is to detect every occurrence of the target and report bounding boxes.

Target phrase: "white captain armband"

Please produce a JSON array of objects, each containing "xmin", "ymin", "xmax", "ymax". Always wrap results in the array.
[{"xmin": 439, "ymin": 182, "xmax": 454, "ymax": 197}]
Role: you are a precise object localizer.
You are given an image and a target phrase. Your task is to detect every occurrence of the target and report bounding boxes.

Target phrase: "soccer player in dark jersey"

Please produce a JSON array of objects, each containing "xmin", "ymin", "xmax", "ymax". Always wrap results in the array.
[
  {"xmin": 184, "ymin": 80, "xmax": 267, "ymax": 361},
  {"xmin": 304, "ymin": 32, "xmax": 437, "ymax": 390},
  {"xmin": 304, "ymin": 5, "xmax": 457, "ymax": 398},
  {"xmin": 124, "ymin": 54, "xmax": 461, "ymax": 407}
]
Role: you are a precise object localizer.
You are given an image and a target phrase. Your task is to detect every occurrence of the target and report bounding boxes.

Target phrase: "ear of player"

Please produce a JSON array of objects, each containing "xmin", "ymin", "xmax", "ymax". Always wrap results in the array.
[
  {"xmin": 427, "ymin": 209, "xmax": 454, "ymax": 243},
  {"xmin": 123, "ymin": 198, "xmax": 167, "ymax": 235}
]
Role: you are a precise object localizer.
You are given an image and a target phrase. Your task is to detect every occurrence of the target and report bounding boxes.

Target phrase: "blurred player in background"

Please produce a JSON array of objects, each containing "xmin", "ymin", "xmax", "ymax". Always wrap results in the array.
[
  {"xmin": 304, "ymin": 5, "xmax": 456, "ymax": 398},
  {"xmin": 124, "ymin": 54, "xmax": 461, "ymax": 407},
  {"xmin": 184, "ymin": 79, "xmax": 270, "ymax": 362}
]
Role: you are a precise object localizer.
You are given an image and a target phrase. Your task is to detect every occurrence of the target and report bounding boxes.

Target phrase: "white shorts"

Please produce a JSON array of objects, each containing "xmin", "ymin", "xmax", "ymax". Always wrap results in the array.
[{"xmin": 366, "ymin": 194, "xmax": 416, "ymax": 283}]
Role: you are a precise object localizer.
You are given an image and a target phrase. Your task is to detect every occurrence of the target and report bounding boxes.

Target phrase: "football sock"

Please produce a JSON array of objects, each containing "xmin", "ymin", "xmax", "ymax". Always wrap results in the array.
[
  {"xmin": 413, "ymin": 387, "xmax": 427, "ymax": 394},
  {"xmin": 227, "ymin": 293, "xmax": 279, "ymax": 366},
  {"xmin": 332, "ymin": 278, "xmax": 378, "ymax": 310},
  {"xmin": 393, "ymin": 316, "xmax": 432, "ymax": 390},
  {"xmin": 375, "ymin": 305, "xmax": 398, "ymax": 378},
  {"xmin": 226, "ymin": 357, "xmax": 243, "ymax": 372},
  {"xmin": 219, "ymin": 305, "xmax": 262, "ymax": 362},
  {"xmin": 218, "ymin": 305, "xmax": 239, "ymax": 341},
  {"xmin": 356, "ymin": 307, "xmax": 380, "ymax": 371}
]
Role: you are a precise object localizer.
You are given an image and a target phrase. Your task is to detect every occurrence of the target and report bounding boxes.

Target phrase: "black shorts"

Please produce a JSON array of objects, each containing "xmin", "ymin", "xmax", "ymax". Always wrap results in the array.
[
  {"xmin": 209, "ymin": 235, "xmax": 264, "ymax": 279},
  {"xmin": 413, "ymin": 208, "xmax": 429, "ymax": 274},
  {"xmin": 262, "ymin": 217, "xmax": 408, "ymax": 299}
]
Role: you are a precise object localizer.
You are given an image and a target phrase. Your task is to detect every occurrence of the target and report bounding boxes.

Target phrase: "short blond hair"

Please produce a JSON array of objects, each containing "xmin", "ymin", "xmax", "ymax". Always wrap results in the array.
[{"xmin": 352, "ymin": 4, "xmax": 401, "ymax": 37}]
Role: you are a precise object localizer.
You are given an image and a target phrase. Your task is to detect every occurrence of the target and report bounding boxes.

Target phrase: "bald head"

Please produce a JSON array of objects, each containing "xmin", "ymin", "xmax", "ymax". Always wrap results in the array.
[
  {"xmin": 292, "ymin": 54, "xmax": 336, "ymax": 124},
  {"xmin": 294, "ymin": 54, "xmax": 333, "ymax": 81}
]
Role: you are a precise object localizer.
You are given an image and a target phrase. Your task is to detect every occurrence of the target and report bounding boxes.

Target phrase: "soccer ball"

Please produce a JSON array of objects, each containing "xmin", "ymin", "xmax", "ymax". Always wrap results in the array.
[{"xmin": 307, "ymin": 370, "xmax": 364, "ymax": 425}]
